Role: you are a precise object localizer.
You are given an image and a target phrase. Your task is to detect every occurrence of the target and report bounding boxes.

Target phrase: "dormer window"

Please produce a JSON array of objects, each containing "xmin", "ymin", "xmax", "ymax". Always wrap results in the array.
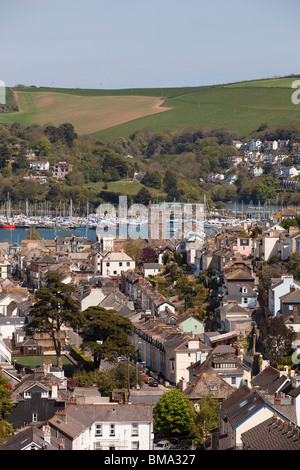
[
  {"xmin": 24, "ymin": 391, "xmax": 31, "ymax": 398},
  {"xmin": 242, "ymin": 286, "xmax": 247, "ymax": 293}
]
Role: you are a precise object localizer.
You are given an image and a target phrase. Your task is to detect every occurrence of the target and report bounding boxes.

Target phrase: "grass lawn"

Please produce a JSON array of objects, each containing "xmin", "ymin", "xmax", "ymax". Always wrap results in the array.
[{"xmin": 12, "ymin": 355, "xmax": 75, "ymax": 376}]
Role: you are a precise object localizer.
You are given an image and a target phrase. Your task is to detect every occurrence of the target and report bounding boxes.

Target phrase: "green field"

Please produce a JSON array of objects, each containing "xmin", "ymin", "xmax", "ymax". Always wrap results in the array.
[{"xmin": 1, "ymin": 76, "xmax": 299, "ymax": 140}]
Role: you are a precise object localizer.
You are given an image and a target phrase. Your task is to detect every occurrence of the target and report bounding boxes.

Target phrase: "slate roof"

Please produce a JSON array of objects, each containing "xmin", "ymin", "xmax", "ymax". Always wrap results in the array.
[
  {"xmin": 224, "ymin": 269, "xmax": 254, "ymax": 282},
  {"xmin": 188, "ymin": 345, "xmax": 244, "ymax": 377},
  {"xmin": 218, "ymin": 385, "xmax": 265, "ymax": 429},
  {"xmin": 183, "ymin": 372, "xmax": 235, "ymax": 401},
  {"xmin": 251, "ymin": 366, "xmax": 287, "ymax": 394},
  {"xmin": 0, "ymin": 426, "xmax": 62, "ymax": 450},
  {"xmin": 10, "ymin": 372, "xmax": 68, "ymax": 404},
  {"xmin": 241, "ymin": 417, "xmax": 300, "ymax": 450},
  {"xmin": 280, "ymin": 288, "xmax": 300, "ymax": 304},
  {"xmin": 48, "ymin": 404, "xmax": 153, "ymax": 439}
]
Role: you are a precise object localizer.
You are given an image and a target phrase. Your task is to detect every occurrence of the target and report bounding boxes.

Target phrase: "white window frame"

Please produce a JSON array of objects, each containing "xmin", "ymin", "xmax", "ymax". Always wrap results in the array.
[{"xmin": 95, "ymin": 423, "xmax": 102, "ymax": 436}]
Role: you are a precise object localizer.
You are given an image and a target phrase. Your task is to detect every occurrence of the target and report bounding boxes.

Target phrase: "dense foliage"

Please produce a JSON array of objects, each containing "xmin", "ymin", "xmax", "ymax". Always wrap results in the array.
[
  {"xmin": 0, "ymin": 119, "xmax": 300, "ymax": 210},
  {"xmin": 153, "ymin": 388, "xmax": 196, "ymax": 437}
]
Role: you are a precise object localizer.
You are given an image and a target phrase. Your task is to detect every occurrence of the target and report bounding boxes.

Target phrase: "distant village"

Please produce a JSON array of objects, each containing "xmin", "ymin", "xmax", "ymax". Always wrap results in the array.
[
  {"xmin": 205, "ymin": 137, "xmax": 300, "ymax": 187},
  {"xmin": 0, "ymin": 197, "xmax": 300, "ymax": 450},
  {"xmin": 8, "ymin": 136, "xmax": 300, "ymax": 192}
]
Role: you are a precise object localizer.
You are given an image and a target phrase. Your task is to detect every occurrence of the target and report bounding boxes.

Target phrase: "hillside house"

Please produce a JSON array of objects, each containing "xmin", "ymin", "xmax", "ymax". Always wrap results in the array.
[
  {"xmin": 51, "ymin": 161, "xmax": 72, "ymax": 179},
  {"xmin": 215, "ymin": 302, "xmax": 253, "ymax": 336},
  {"xmin": 182, "ymin": 371, "xmax": 236, "ymax": 407},
  {"xmin": 101, "ymin": 252, "xmax": 135, "ymax": 277},
  {"xmin": 187, "ymin": 345, "xmax": 246, "ymax": 390},
  {"xmin": 47, "ymin": 404, "xmax": 154, "ymax": 450},
  {"xmin": 212, "ymin": 365, "xmax": 300, "ymax": 450},
  {"xmin": 29, "ymin": 161, "xmax": 50, "ymax": 172},
  {"xmin": 164, "ymin": 337, "xmax": 210, "ymax": 384},
  {"xmin": 268, "ymin": 275, "xmax": 300, "ymax": 316},
  {"xmin": 6, "ymin": 364, "xmax": 68, "ymax": 429}
]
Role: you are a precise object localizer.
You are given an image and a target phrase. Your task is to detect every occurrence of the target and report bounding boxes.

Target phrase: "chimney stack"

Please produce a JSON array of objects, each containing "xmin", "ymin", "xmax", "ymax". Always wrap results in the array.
[
  {"xmin": 52, "ymin": 383, "xmax": 58, "ymax": 400},
  {"xmin": 55, "ymin": 409, "xmax": 67, "ymax": 423},
  {"xmin": 178, "ymin": 377, "xmax": 187, "ymax": 392},
  {"xmin": 43, "ymin": 423, "xmax": 51, "ymax": 444}
]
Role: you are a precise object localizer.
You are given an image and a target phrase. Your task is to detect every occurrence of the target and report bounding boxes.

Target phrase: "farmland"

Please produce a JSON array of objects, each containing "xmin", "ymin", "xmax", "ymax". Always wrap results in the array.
[{"xmin": 0, "ymin": 76, "xmax": 299, "ymax": 141}]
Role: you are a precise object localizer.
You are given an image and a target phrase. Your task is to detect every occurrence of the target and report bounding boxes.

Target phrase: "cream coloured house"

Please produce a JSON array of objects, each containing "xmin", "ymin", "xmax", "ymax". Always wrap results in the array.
[{"xmin": 101, "ymin": 251, "xmax": 135, "ymax": 276}]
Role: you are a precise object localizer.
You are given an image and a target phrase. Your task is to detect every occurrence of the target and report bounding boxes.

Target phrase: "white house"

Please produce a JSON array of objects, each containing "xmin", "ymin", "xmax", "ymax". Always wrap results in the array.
[
  {"xmin": 250, "ymin": 167, "xmax": 263, "ymax": 178},
  {"xmin": 248, "ymin": 139, "xmax": 262, "ymax": 151},
  {"xmin": 0, "ymin": 316, "xmax": 26, "ymax": 340},
  {"xmin": 101, "ymin": 252, "xmax": 135, "ymax": 277},
  {"xmin": 268, "ymin": 275, "xmax": 300, "ymax": 316},
  {"xmin": 143, "ymin": 263, "xmax": 162, "ymax": 277},
  {"xmin": 78, "ymin": 288, "xmax": 106, "ymax": 311},
  {"xmin": 29, "ymin": 161, "xmax": 50, "ymax": 171},
  {"xmin": 48, "ymin": 404, "xmax": 154, "ymax": 450},
  {"xmin": 97, "ymin": 235, "xmax": 115, "ymax": 252},
  {"xmin": 275, "ymin": 167, "xmax": 300, "ymax": 179},
  {"xmin": 0, "ymin": 335, "xmax": 12, "ymax": 364},
  {"xmin": 255, "ymin": 225, "xmax": 286, "ymax": 261}
]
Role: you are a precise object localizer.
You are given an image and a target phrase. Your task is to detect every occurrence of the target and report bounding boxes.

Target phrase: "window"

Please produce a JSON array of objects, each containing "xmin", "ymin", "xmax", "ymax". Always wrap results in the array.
[
  {"xmin": 119, "ymin": 262, "xmax": 123, "ymax": 267},
  {"xmin": 32, "ymin": 413, "xmax": 38, "ymax": 422},
  {"xmin": 95, "ymin": 424, "xmax": 102, "ymax": 436},
  {"xmin": 110, "ymin": 424, "xmax": 115, "ymax": 436},
  {"xmin": 132, "ymin": 441, "xmax": 139, "ymax": 450},
  {"xmin": 239, "ymin": 399, "xmax": 248, "ymax": 408},
  {"xmin": 106, "ymin": 262, "xmax": 110, "ymax": 267},
  {"xmin": 24, "ymin": 391, "xmax": 31, "ymax": 398},
  {"xmin": 231, "ymin": 377, "xmax": 236, "ymax": 385},
  {"xmin": 242, "ymin": 297, "xmax": 248, "ymax": 304},
  {"xmin": 132, "ymin": 424, "xmax": 138, "ymax": 436},
  {"xmin": 94, "ymin": 442, "xmax": 102, "ymax": 450}
]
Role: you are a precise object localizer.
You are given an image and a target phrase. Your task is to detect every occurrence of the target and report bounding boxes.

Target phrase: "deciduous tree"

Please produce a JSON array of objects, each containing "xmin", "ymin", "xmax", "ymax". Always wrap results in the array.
[{"xmin": 153, "ymin": 388, "xmax": 196, "ymax": 437}]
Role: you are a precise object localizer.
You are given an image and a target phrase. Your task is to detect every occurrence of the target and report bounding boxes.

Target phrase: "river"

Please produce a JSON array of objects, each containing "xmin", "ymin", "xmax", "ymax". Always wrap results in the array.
[{"xmin": 0, "ymin": 227, "xmax": 99, "ymax": 245}]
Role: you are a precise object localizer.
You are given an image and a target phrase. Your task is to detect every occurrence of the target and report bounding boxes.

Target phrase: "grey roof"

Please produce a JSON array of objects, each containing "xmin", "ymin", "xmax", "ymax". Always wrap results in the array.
[
  {"xmin": 188, "ymin": 345, "xmax": 244, "ymax": 377},
  {"xmin": 11, "ymin": 373, "xmax": 68, "ymax": 404},
  {"xmin": 241, "ymin": 417, "xmax": 300, "ymax": 450},
  {"xmin": 218, "ymin": 385, "xmax": 265, "ymax": 429},
  {"xmin": 0, "ymin": 316, "xmax": 26, "ymax": 326},
  {"xmin": 183, "ymin": 372, "xmax": 235, "ymax": 401},
  {"xmin": 49, "ymin": 404, "xmax": 153, "ymax": 439},
  {"xmin": 280, "ymin": 288, "xmax": 300, "ymax": 304},
  {"xmin": 0, "ymin": 426, "xmax": 62, "ymax": 450},
  {"xmin": 251, "ymin": 366, "xmax": 286, "ymax": 394},
  {"xmin": 143, "ymin": 263, "xmax": 162, "ymax": 269}
]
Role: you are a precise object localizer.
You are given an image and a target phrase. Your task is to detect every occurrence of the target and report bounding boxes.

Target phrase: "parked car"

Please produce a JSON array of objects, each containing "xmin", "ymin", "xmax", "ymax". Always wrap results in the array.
[
  {"xmin": 149, "ymin": 379, "xmax": 158, "ymax": 387},
  {"xmin": 154, "ymin": 440, "xmax": 171, "ymax": 450}
]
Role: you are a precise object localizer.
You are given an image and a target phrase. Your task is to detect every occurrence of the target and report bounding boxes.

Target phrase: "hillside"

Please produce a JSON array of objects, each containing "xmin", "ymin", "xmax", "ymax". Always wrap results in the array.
[{"xmin": 0, "ymin": 76, "xmax": 299, "ymax": 141}]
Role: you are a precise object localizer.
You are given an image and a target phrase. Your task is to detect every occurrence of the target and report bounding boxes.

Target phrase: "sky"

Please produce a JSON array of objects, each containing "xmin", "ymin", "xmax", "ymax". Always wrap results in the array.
[{"xmin": 1, "ymin": 0, "xmax": 299, "ymax": 90}]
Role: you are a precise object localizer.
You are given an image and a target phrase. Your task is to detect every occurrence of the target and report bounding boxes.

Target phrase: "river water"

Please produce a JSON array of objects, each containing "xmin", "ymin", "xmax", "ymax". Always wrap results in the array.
[{"xmin": 0, "ymin": 227, "xmax": 98, "ymax": 245}]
